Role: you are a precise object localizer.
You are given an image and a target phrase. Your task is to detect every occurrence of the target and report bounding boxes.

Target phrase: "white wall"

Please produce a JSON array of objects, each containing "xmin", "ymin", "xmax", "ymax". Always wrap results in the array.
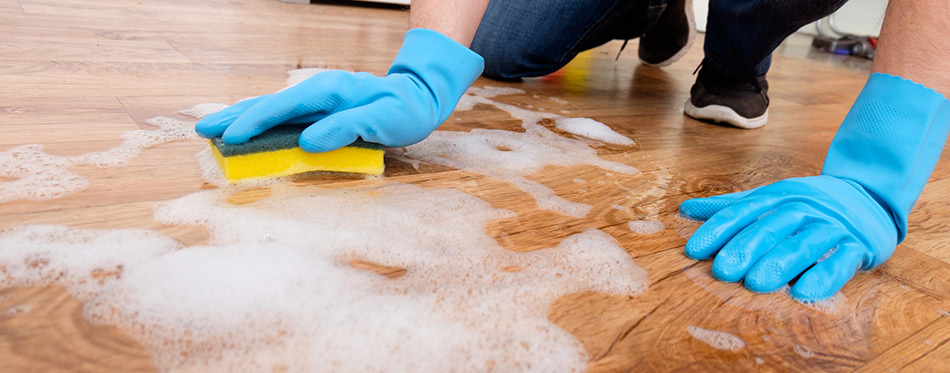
[{"xmin": 693, "ymin": 0, "xmax": 888, "ymax": 37}]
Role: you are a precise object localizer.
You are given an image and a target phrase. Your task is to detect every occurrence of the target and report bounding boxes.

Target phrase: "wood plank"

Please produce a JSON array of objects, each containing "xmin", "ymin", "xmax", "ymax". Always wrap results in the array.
[
  {"xmin": 882, "ymin": 247, "xmax": 950, "ymax": 302},
  {"xmin": 0, "ymin": 287, "xmax": 154, "ymax": 373},
  {"xmin": 0, "ymin": 97, "xmax": 137, "ymax": 147},
  {"xmin": 0, "ymin": 36, "xmax": 190, "ymax": 64},
  {"xmin": 905, "ymin": 177, "xmax": 950, "ymax": 264},
  {"xmin": 0, "ymin": 61, "xmax": 289, "ymax": 99},
  {"xmin": 857, "ymin": 316, "xmax": 950, "ymax": 373}
]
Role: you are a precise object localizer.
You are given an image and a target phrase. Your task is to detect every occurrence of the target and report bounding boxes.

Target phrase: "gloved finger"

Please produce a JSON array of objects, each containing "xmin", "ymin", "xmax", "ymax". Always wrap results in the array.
[
  {"xmin": 744, "ymin": 224, "xmax": 848, "ymax": 293},
  {"xmin": 194, "ymin": 96, "xmax": 266, "ymax": 138},
  {"xmin": 678, "ymin": 187, "xmax": 760, "ymax": 221},
  {"xmin": 222, "ymin": 77, "xmax": 352, "ymax": 144},
  {"xmin": 297, "ymin": 106, "xmax": 378, "ymax": 153},
  {"xmin": 709, "ymin": 206, "xmax": 808, "ymax": 282},
  {"xmin": 684, "ymin": 193, "xmax": 779, "ymax": 260},
  {"xmin": 300, "ymin": 99, "xmax": 414, "ymax": 152},
  {"xmin": 789, "ymin": 241, "xmax": 866, "ymax": 301}
]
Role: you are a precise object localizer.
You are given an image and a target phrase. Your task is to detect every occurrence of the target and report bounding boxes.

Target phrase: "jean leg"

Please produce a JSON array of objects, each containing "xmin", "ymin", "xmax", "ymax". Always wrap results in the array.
[
  {"xmin": 704, "ymin": 0, "xmax": 850, "ymax": 78},
  {"xmin": 471, "ymin": 0, "xmax": 666, "ymax": 80}
]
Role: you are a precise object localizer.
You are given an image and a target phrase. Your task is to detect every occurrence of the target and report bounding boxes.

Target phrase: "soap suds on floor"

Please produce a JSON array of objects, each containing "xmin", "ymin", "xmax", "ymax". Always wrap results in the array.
[
  {"xmin": 0, "ymin": 183, "xmax": 647, "ymax": 372},
  {"xmin": 781, "ymin": 285, "xmax": 847, "ymax": 314},
  {"xmin": 555, "ymin": 117, "xmax": 634, "ymax": 146},
  {"xmin": 179, "ymin": 103, "xmax": 230, "ymax": 119},
  {"xmin": 5, "ymin": 304, "xmax": 31, "ymax": 318},
  {"xmin": 628, "ymin": 220, "xmax": 665, "ymax": 235},
  {"xmin": 686, "ymin": 325, "xmax": 746, "ymax": 351},
  {"xmin": 398, "ymin": 86, "xmax": 639, "ymax": 218},
  {"xmin": 0, "ymin": 116, "xmax": 199, "ymax": 203}
]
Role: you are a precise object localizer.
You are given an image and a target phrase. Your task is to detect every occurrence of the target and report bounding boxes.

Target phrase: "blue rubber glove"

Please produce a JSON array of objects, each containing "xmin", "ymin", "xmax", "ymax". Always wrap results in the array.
[
  {"xmin": 680, "ymin": 73, "xmax": 950, "ymax": 301},
  {"xmin": 195, "ymin": 28, "xmax": 484, "ymax": 152}
]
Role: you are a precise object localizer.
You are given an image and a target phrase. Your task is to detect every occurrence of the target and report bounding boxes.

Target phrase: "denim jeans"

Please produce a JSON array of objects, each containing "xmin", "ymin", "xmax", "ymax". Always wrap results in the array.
[{"xmin": 471, "ymin": 0, "xmax": 850, "ymax": 80}]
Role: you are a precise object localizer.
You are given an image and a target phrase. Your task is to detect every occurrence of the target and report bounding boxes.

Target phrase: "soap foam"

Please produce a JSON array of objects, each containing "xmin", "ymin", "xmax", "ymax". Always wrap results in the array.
[
  {"xmin": 400, "ymin": 126, "xmax": 636, "ymax": 217},
  {"xmin": 686, "ymin": 325, "xmax": 746, "ymax": 351},
  {"xmin": 179, "ymin": 103, "xmax": 230, "ymax": 119},
  {"xmin": 401, "ymin": 86, "xmax": 639, "ymax": 218},
  {"xmin": 627, "ymin": 219, "xmax": 665, "ymax": 235},
  {"xmin": 5, "ymin": 304, "xmax": 31, "ymax": 318},
  {"xmin": 196, "ymin": 146, "xmax": 229, "ymax": 187},
  {"xmin": 0, "ymin": 116, "xmax": 199, "ymax": 203},
  {"xmin": 1, "ymin": 183, "xmax": 647, "ymax": 371},
  {"xmin": 781, "ymin": 285, "xmax": 847, "ymax": 314},
  {"xmin": 555, "ymin": 117, "xmax": 634, "ymax": 146}
]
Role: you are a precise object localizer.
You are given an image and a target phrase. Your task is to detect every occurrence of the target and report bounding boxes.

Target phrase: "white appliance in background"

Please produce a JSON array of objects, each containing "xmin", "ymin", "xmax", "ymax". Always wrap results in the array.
[
  {"xmin": 693, "ymin": 0, "xmax": 886, "ymax": 37},
  {"xmin": 280, "ymin": 0, "xmax": 410, "ymax": 5}
]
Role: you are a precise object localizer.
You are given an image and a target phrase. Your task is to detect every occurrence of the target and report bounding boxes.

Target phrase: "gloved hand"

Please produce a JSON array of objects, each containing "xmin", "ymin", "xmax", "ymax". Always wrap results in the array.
[
  {"xmin": 195, "ymin": 28, "xmax": 484, "ymax": 152},
  {"xmin": 680, "ymin": 73, "xmax": 950, "ymax": 301}
]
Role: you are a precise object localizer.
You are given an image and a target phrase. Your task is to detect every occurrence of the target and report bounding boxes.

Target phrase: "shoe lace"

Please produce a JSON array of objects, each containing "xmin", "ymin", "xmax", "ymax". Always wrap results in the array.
[
  {"xmin": 692, "ymin": 58, "xmax": 703, "ymax": 75},
  {"xmin": 616, "ymin": 39, "xmax": 629, "ymax": 61}
]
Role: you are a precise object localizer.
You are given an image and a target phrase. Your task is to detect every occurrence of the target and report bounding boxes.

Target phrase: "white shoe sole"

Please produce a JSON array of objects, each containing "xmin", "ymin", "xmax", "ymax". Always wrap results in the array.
[
  {"xmin": 684, "ymin": 99, "xmax": 769, "ymax": 129},
  {"xmin": 639, "ymin": 0, "xmax": 697, "ymax": 68}
]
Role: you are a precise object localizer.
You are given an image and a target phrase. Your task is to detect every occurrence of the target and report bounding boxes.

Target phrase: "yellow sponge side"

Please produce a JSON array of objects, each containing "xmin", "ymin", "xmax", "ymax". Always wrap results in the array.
[{"xmin": 210, "ymin": 140, "xmax": 385, "ymax": 182}]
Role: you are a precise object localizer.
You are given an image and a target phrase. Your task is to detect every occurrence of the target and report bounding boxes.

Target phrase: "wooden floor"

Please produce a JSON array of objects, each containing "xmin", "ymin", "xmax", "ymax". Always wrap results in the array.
[{"xmin": 1, "ymin": 0, "xmax": 949, "ymax": 371}]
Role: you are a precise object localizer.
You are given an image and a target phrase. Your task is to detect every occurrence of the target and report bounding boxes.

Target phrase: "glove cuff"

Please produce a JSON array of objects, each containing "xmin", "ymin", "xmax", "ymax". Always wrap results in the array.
[
  {"xmin": 822, "ymin": 73, "xmax": 950, "ymax": 243},
  {"xmin": 388, "ymin": 28, "xmax": 485, "ymax": 125}
]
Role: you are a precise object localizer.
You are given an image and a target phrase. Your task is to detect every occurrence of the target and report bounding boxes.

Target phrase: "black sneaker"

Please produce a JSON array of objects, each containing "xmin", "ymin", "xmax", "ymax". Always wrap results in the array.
[
  {"xmin": 638, "ymin": 0, "xmax": 696, "ymax": 67},
  {"xmin": 684, "ymin": 61, "xmax": 770, "ymax": 129}
]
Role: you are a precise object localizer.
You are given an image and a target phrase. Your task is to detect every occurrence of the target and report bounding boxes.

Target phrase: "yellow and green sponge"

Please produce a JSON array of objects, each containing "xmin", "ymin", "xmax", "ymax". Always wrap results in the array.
[{"xmin": 209, "ymin": 124, "xmax": 385, "ymax": 182}]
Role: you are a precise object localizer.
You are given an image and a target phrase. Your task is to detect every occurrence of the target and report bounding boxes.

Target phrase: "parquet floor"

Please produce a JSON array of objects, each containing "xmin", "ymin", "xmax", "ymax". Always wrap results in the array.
[{"xmin": 1, "ymin": 0, "xmax": 948, "ymax": 371}]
